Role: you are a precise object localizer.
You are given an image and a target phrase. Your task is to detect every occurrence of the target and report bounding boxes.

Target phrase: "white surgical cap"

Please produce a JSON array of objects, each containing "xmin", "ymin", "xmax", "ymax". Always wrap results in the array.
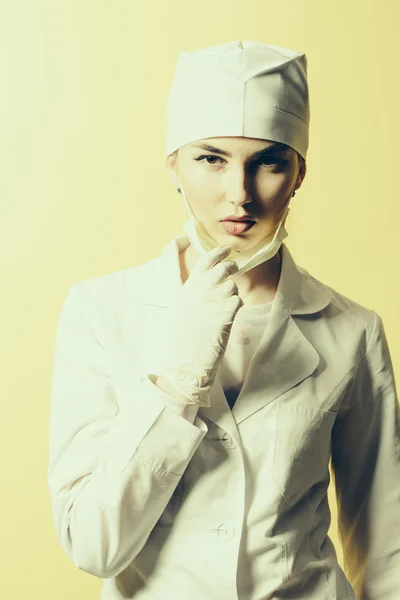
[{"xmin": 166, "ymin": 40, "xmax": 310, "ymax": 160}]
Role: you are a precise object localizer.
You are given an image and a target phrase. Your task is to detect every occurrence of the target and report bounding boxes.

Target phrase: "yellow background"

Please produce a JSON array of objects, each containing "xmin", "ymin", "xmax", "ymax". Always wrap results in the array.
[{"xmin": 1, "ymin": 1, "xmax": 399, "ymax": 597}]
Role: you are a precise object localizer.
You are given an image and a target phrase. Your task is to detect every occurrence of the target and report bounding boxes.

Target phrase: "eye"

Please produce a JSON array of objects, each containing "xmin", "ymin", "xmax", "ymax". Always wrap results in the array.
[
  {"xmin": 195, "ymin": 154, "xmax": 226, "ymax": 165},
  {"xmin": 194, "ymin": 154, "xmax": 287, "ymax": 167},
  {"xmin": 257, "ymin": 157, "xmax": 287, "ymax": 167}
]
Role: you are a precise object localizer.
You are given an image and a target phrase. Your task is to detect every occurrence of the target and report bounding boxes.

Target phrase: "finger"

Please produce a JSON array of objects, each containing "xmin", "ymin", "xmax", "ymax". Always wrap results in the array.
[{"xmin": 193, "ymin": 245, "xmax": 232, "ymax": 274}]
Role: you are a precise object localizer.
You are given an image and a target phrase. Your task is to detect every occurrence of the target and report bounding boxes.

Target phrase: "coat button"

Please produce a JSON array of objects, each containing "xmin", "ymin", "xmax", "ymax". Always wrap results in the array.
[
  {"xmin": 220, "ymin": 432, "xmax": 238, "ymax": 449},
  {"xmin": 217, "ymin": 522, "xmax": 235, "ymax": 540}
]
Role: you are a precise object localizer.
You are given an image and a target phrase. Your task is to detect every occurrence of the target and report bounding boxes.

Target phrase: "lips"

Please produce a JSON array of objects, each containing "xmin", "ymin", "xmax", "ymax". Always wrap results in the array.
[
  {"xmin": 224, "ymin": 219, "xmax": 254, "ymax": 223},
  {"xmin": 222, "ymin": 217, "xmax": 255, "ymax": 223},
  {"xmin": 221, "ymin": 220, "xmax": 255, "ymax": 235}
]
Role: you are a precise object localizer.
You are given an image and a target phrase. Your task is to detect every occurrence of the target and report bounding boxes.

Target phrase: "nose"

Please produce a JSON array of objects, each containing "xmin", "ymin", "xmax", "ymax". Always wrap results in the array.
[{"xmin": 227, "ymin": 166, "xmax": 253, "ymax": 206}]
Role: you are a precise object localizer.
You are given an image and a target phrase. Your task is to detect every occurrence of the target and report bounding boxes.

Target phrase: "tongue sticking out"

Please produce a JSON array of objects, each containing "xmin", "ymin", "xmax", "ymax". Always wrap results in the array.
[{"xmin": 222, "ymin": 221, "xmax": 254, "ymax": 234}]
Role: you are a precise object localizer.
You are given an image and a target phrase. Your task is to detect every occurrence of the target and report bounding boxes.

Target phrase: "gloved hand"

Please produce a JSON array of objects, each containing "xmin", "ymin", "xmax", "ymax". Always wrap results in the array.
[{"xmin": 160, "ymin": 245, "xmax": 243, "ymax": 407}]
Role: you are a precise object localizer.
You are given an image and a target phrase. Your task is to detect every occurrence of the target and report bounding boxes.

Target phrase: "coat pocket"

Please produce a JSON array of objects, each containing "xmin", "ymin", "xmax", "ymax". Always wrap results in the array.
[{"xmin": 272, "ymin": 401, "xmax": 337, "ymax": 506}]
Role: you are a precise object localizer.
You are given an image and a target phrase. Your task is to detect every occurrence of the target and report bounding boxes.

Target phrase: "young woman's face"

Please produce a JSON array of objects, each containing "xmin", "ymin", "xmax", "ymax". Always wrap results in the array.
[{"xmin": 167, "ymin": 136, "xmax": 305, "ymax": 252}]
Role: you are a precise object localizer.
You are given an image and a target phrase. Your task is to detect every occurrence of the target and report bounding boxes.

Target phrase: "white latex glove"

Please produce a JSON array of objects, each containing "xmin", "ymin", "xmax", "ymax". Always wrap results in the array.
[{"xmin": 160, "ymin": 245, "xmax": 243, "ymax": 407}]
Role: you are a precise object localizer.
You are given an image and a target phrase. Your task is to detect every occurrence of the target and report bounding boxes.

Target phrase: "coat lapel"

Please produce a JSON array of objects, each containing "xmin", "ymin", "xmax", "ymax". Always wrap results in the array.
[{"xmin": 128, "ymin": 235, "xmax": 333, "ymax": 435}]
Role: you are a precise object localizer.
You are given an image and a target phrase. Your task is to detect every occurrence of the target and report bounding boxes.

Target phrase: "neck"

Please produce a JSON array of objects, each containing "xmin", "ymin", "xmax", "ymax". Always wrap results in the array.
[{"xmin": 229, "ymin": 248, "xmax": 282, "ymax": 303}]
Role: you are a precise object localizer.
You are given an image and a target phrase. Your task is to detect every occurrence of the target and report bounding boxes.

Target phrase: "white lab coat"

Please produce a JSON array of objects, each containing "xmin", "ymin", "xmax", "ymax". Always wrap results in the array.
[{"xmin": 47, "ymin": 235, "xmax": 400, "ymax": 600}]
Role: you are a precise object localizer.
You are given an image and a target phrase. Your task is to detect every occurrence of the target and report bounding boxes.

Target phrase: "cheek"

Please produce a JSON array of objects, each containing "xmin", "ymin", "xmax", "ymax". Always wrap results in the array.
[
  {"xmin": 183, "ymin": 168, "xmax": 213, "ymax": 198},
  {"xmin": 256, "ymin": 175, "xmax": 294, "ymax": 210},
  {"xmin": 184, "ymin": 163, "xmax": 212, "ymax": 188},
  {"xmin": 183, "ymin": 175, "xmax": 218, "ymax": 217},
  {"xmin": 183, "ymin": 188, "xmax": 216, "ymax": 222},
  {"xmin": 258, "ymin": 171, "xmax": 290, "ymax": 193}
]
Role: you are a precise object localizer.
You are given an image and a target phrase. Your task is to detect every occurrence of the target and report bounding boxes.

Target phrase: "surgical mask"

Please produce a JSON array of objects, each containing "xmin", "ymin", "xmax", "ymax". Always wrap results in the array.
[{"xmin": 179, "ymin": 177, "xmax": 294, "ymax": 276}]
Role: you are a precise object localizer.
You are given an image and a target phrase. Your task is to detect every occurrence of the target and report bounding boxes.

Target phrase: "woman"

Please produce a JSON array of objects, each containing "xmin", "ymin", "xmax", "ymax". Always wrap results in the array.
[{"xmin": 48, "ymin": 41, "xmax": 400, "ymax": 599}]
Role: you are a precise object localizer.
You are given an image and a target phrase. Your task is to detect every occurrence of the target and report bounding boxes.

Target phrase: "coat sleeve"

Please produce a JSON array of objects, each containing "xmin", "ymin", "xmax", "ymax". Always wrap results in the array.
[
  {"xmin": 331, "ymin": 310, "xmax": 400, "ymax": 600},
  {"xmin": 47, "ymin": 282, "xmax": 207, "ymax": 579}
]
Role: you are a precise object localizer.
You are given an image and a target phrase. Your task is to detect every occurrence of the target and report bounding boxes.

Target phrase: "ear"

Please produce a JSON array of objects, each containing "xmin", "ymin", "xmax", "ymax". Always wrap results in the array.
[{"xmin": 166, "ymin": 153, "xmax": 179, "ymax": 188}]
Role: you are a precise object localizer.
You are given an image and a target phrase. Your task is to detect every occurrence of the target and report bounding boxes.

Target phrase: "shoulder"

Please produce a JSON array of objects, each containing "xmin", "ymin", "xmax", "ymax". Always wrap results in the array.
[
  {"xmin": 301, "ymin": 265, "xmax": 379, "ymax": 341},
  {"xmin": 68, "ymin": 254, "xmax": 160, "ymax": 303},
  {"xmin": 59, "ymin": 255, "xmax": 161, "ymax": 339}
]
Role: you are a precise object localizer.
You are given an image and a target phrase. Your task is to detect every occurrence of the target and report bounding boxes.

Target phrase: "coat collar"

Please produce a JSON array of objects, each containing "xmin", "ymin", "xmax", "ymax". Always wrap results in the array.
[
  {"xmin": 129, "ymin": 235, "xmax": 333, "ymax": 437},
  {"xmin": 129, "ymin": 234, "xmax": 333, "ymax": 315}
]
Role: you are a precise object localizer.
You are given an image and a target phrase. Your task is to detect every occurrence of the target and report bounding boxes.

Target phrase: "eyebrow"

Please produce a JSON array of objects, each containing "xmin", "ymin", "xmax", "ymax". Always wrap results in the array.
[{"xmin": 189, "ymin": 141, "xmax": 290, "ymax": 159}]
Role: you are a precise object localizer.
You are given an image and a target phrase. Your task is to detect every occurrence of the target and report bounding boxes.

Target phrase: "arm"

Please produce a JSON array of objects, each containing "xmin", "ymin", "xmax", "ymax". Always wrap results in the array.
[
  {"xmin": 331, "ymin": 311, "xmax": 400, "ymax": 600},
  {"xmin": 47, "ymin": 282, "xmax": 207, "ymax": 579}
]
